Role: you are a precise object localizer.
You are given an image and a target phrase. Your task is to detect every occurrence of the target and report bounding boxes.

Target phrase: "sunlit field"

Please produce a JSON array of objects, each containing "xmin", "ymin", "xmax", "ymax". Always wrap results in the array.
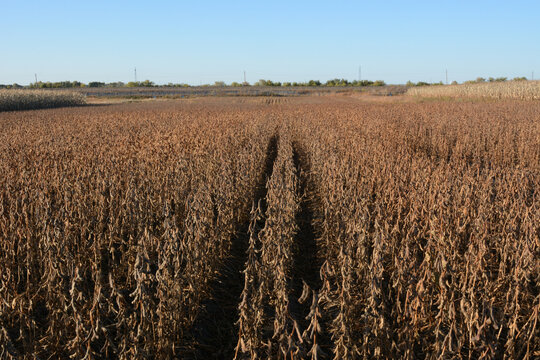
[{"xmin": 1, "ymin": 96, "xmax": 538, "ymax": 359}]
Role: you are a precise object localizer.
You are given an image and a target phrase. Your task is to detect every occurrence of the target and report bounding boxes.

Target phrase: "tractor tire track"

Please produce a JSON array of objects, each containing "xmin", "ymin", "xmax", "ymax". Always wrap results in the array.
[
  {"xmin": 189, "ymin": 134, "xmax": 278, "ymax": 359},
  {"xmin": 289, "ymin": 142, "xmax": 332, "ymax": 356}
]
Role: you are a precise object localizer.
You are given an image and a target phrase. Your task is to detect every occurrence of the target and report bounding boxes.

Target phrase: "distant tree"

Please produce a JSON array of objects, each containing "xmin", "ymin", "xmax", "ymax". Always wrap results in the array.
[
  {"xmin": 512, "ymin": 77, "xmax": 527, "ymax": 81},
  {"xmin": 476, "ymin": 77, "xmax": 486, "ymax": 83},
  {"xmin": 88, "ymin": 82, "xmax": 106, "ymax": 88},
  {"xmin": 254, "ymin": 79, "xmax": 281, "ymax": 86},
  {"xmin": 308, "ymin": 80, "xmax": 321, "ymax": 86},
  {"xmin": 230, "ymin": 82, "xmax": 242, "ymax": 87},
  {"xmin": 214, "ymin": 81, "xmax": 226, "ymax": 86},
  {"xmin": 127, "ymin": 80, "xmax": 154, "ymax": 87},
  {"xmin": 282, "ymin": 82, "xmax": 291, "ymax": 87},
  {"xmin": 451, "ymin": 80, "xmax": 458, "ymax": 85},
  {"xmin": 372, "ymin": 80, "xmax": 386, "ymax": 86},
  {"xmin": 406, "ymin": 80, "xmax": 415, "ymax": 86},
  {"xmin": 325, "ymin": 79, "xmax": 348, "ymax": 86},
  {"xmin": 107, "ymin": 82, "xmax": 125, "ymax": 87},
  {"xmin": 488, "ymin": 77, "xmax": 506, "ymax": 83}
]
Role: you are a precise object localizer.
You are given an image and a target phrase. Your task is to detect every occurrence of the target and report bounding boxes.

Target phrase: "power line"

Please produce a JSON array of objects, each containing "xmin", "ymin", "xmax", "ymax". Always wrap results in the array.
[{"xmin": 134, "ymin": 67, "xmax": 137, "ymax": 82}]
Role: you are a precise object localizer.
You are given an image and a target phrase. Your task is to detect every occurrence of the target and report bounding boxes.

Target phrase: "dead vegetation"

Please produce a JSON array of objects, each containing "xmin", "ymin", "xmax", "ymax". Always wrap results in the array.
[
  {"xmin": 0, "ymin": 89, "xmax": 86, "ymax": 111},
  {"xmin": 406, "ymin": 80, "xmax": 540, "ymax": 100},
  {"xmin": 0, "ymin": 98, "xmax": 538, "ymax": 359}
]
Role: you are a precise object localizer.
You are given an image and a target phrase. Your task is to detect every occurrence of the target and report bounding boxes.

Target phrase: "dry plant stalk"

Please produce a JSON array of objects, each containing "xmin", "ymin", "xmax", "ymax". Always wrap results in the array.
[
  {"xmin": 0, "ymin": 98, "xmax": 538, "ymax": 359},
  {"xmin": 406, "ymin": 80, "xmax": 540, "ymax": 100},
  {"xmin": 0, "ymin": 89, "xmax": 86, "ymax": 111}
]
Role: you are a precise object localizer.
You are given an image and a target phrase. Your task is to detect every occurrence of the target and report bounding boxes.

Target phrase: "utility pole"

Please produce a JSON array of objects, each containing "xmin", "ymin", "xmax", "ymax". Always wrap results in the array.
[
  {"xmin": 243, "ymin": 70, "xmax": 246, "ymax": 84},
  {"xmin": 34, "ymin": 73, "xmax": 38, "ymax": 85},
  {"xmin": 134, "ymin": 67, "xmax": 137, "ymax": 83},
  {"xmin": 446, "ymin": 69, "xmax": 448, "ymax": 85}
]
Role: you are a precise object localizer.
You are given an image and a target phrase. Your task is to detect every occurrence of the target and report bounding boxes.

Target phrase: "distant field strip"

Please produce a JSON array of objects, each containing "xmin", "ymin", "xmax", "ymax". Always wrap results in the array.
[
  {"xmin": 0, "ymin": 89, "xmax": 86, "ymax": 111},
  {"xmin": 407, "ymin": 80, "xmax": 540, "ymax": 100}
]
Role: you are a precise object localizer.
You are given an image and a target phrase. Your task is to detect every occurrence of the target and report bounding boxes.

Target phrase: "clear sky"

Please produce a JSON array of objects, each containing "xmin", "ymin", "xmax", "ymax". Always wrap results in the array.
[{"xmin": 1, "ymin": 1, "xmax": 538, "ymax": 85}]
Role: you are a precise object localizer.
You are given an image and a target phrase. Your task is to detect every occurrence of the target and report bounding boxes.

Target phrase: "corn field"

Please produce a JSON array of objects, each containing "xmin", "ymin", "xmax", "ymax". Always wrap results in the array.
[
  {"xmin": 406, "ymin": 80, "xmax": 540, "ymax": 100},
  {"xmin": 0, "ymin": 90, "xmax": 86, "ymax": 111},
  {"xmin": 0, "ymin": 98, "xmax": 538, "ymax": 359}
]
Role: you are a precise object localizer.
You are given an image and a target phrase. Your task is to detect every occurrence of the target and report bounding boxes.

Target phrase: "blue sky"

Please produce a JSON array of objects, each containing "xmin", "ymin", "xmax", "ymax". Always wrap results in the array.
[{"xmin": 1, "ymin": 1, "xmax": 538, "ymax": 85}]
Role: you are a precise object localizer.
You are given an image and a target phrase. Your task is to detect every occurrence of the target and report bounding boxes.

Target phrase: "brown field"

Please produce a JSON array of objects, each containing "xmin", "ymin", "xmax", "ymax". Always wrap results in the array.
[
  {"xmin": 75, "ymin": 85, "xmax": 407, "ymax": 99},
  {"xmin": 0, "ymin": 96, "xmax": 538, "ymax": 359}
]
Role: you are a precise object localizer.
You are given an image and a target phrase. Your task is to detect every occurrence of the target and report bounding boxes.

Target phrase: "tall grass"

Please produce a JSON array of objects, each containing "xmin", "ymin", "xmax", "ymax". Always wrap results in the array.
[
  {"xmin": 0, "ymin": 89, "xmax": 86, "ymax": 111},
  {"xmin": 407, "ymin": 80, "xmax": 540, "ymax": 100}
]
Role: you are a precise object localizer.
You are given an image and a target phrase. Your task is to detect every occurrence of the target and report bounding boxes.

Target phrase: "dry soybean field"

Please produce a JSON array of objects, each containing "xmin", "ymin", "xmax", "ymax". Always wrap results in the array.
[{"xmin": 0, "ymin": 96, "xmax": 539, "ymax": 359}]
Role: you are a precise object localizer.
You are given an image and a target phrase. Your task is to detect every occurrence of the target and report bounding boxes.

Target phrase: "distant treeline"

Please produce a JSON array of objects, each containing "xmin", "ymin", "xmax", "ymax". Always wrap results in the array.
[
  {"xmin": 0, "ymin": 79, "xmax": 387, "ymax": 89},
  {"xmin": 0, "ymin": 76, "xmax": 531, "ymax": 89}
]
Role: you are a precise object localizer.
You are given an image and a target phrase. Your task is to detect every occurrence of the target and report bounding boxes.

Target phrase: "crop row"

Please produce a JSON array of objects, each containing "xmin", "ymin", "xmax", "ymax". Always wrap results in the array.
[
  {"xmin": 0, "ymin": 103, "xmax": 274, "ymax": 358},
  {"xmin": 296, "ymin": 100, "xmax": 539, "ymax": 358}
]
